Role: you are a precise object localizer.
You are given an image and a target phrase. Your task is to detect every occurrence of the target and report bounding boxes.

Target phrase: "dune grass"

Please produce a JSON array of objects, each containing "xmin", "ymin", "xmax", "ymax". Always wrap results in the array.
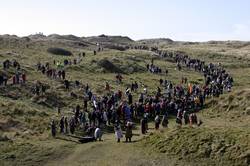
[{"xmin": 0, "ymin": 37, "xmax": 249, "ymax": 165}]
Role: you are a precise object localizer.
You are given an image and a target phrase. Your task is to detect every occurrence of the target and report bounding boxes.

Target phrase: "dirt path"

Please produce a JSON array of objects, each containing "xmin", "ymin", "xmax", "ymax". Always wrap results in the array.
[{"xmin": 45, "ymin": 122, "xmax": 180, "ymax": 166}]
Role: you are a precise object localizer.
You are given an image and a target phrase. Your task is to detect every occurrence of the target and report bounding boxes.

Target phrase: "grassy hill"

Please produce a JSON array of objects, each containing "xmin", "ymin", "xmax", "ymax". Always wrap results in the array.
[
  {"xmin": 0, "ymin": 35, "xmax": 249, "ymax": 166},
  {"xmin": 138, "ymin": 38, "xmax": 174, "ymax": 46},
  {"xmin": 86, "ymin": 34, "xmax": 134, "ymax": 44}
]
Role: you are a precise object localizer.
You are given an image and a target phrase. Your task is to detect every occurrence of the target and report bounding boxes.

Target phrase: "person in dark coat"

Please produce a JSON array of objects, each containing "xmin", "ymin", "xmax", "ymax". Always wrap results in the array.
[
  {"xmin": 35, "ymin": 84, "xmax": 40, "ymax": 96},
  {"xmin": 64, "ymin": 117, "xmax": 68, "ymax": 133},
  {"xmin": 51, "ymin": 120, "xmax": 56, "ymax": 137},
  {"xmin": 128, "ymin": 93, "xmax": 133, "ymax": 105},
  {"xmin": 75, "ymin": 105, "xmax": 80, "ymax": 120},
  {"xmin": 3, "ymin": 75, "xmax": 7, "ymax": 86},
  {"xmin": 64, "ymin": 80, "xmax": 70, "ymax": 90},
  {"xmin": 61, "ymin": 70, "xmax": 66, "ymax": 80},
  {"xmin": 161, "ymin": 114, "xmax": 169, "ymax": 128},
  {"xmin": 0, "ymin": 75, "xmax": 3, "ymax": 86},
  {"xmin": 183, "ymin": 111, "xmax": 189, "ymax": 125},
  {"xmin": 69, "ymin": 117, "xmax": 76, "ymax": 134},
  {"xmin": 60, "ymin": 117, "xmax": 65, "ymax": 133},
  {"xmin": 125, "ymin": 121, "xmax": 133, "ymax": 142},
  {"xmin": 41, "ymin": 84, "xmax": 46, "ymax": 94},
  {"xmin": 141, "ymin": 117, "xmax": 146, "ymax": 134}
]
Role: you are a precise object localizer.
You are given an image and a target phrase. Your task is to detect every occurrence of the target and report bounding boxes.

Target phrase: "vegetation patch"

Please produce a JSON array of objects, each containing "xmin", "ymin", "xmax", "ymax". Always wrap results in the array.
[
  {"xmin": 140, "ymin": 127, "xmax": 250, "ymax": 166},
  {"xmin": 97, "ymin": 59, "xmax": 124, "ymax": 73},
  {"xmin": 47, "ymin": 47, "xmax": 72, "ymax": 56},
  {"xmin": 206, "ymin": 89, "xmax": 250, "ymax": 117},
  {"xmin": 104, "ymin": 44, "xmax": 128, "ymax": 51}
]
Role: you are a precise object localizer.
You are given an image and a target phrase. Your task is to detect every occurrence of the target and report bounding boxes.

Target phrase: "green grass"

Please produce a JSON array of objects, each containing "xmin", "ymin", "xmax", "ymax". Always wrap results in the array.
[
  {"xmin": 0, "ymin": 36, "xmax": 250, "ymax": 165},
  {"xmin": 140, "ymin": 127, "xmax": 250, "ymax": 166}
]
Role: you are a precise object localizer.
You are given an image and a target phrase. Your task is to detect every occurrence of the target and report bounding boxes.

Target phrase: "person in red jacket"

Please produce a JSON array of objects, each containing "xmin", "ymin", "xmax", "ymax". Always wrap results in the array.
[
  {"xmin": 22, "ymin": 73, "xmax": 26, "ymax": 84},
  {"xmin": 12, "ymin": 75, "xmax": 16, "ymax": 85},
  {"xmin": 105, "ymin": 82, "xmax": 110, "ymax": 91}
]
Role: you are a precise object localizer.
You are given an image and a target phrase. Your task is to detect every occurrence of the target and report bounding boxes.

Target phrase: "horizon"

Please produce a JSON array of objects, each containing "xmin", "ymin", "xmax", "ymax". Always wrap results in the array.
[
  {"xmin": 1, "ymin": 33, "xmax": 250, "ymax": 42},
  {"xmin": 1, "ymin": 0, "xmax": 250, "ymax": 41}
]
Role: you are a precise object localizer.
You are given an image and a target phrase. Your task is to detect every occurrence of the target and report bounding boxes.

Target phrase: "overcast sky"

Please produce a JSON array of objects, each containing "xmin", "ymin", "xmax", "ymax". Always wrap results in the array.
[{"xmin": 1, "ymin": 0, "xmax": 250, "ymax": 41}]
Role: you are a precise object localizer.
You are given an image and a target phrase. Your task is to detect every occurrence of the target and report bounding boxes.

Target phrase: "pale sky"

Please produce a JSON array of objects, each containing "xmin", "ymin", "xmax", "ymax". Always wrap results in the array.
[{"xmin": 1, "ymin": 0, "xmax": 250, "ymax": 41}]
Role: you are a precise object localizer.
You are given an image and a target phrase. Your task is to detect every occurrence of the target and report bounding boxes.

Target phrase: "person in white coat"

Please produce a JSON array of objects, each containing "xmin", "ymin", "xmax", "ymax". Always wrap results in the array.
[
  {"xmin": 114, "ymin": 122, "xmax": 123, "ymax": 142},
  {"xmin": 94, "ymin": 127, "xmax": 102, "ymax": 141},
  {"xmin": 103, "ymin": 111, "xmax": 108, "ymax": 126}
]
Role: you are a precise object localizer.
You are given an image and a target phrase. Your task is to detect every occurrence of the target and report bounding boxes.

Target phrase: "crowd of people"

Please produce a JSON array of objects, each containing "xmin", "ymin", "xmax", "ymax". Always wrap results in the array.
[
  {"xmin": 49, "ymin": 45, "xmax": 234, "ymax": 143},
  {"xmin": 152, "ymin": 49, "xmax": 232, "ymax": 98},
  {"xmin": 0, "ymin": 46, "xmax": 233, "ymax": 144},
  {"xmin": 146, "ymin": 63, "xmax": 162, "ymax": 74},
  {"xmin": 37, "ymin": 62, "xmax": 67, "ymax": 80},
  {"xmin": 50, "ymin": 75, "xmax": 231, "ymax": 143},
  {"xmin": 0, "ymin": 44, "xmax": 234, "ymax": 145},
  {"xmin": 51, "ymin": 86, "xmax": 136, "ymax": 142},
  {"xmin": 134, "ymin": 46, "xmax": 234, "ymax": 95},
  {"xmin": 0, "ymin": 59, "xmax": 26, "ymax": 86}
]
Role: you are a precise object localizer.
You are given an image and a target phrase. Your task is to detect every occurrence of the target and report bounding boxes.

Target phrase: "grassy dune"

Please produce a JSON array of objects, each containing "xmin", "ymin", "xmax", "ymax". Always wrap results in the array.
[{"xmin": 0, "ymin": 36, "xmax": 249, "ymax": 165}]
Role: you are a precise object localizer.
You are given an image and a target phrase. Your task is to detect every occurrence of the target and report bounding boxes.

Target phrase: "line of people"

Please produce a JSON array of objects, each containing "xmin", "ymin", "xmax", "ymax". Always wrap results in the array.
[{"xmin": 133, "ymin": 46, "xmax": 234, "ymax": 96}]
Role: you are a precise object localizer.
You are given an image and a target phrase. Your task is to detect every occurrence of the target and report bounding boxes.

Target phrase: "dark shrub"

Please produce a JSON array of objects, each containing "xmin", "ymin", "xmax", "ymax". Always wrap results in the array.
[
  {"xmin": 47, "ymin": 47, "xmax": 72, "ymax": 56},
  {"xmin": 97, "ymin": 59, "xmax": 124, "ymax": 73},
  {"xmin": 104, "ymin": 44, "xmax": 127, "ymax": 51}
]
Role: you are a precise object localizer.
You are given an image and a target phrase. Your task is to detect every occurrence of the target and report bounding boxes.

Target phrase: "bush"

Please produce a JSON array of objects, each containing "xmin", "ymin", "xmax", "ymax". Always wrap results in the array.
[
  {"xmin": 104, "ymin": 44, "xmax": 127, "ymax": 51},
  {"xmin": 47, "ymin": 47, "xmax": 72, "ymax": 56},
  {"xmin": 97, "ymin": 59, "xmax": 124, "ymax": 73}
]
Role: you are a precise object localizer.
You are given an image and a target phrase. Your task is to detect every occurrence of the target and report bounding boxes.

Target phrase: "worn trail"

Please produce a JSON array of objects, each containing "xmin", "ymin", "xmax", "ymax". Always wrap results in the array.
[{"xmin": 45, "ymin": 122, "xmax": 180, "ymax": 166}]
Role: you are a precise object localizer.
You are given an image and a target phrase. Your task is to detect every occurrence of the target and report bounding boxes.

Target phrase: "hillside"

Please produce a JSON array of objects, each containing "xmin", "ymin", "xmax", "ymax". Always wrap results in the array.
[
  {"xmin": 138, "ymin": 38, "xmax": 174, "ymax": 45},
  {"xmin": 0, "ymin": 35, "xmax": 249, "ymax": 166},
  {"xmin": 85, "ymin": 34, "xmax": 134, "ymax": 44}
]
